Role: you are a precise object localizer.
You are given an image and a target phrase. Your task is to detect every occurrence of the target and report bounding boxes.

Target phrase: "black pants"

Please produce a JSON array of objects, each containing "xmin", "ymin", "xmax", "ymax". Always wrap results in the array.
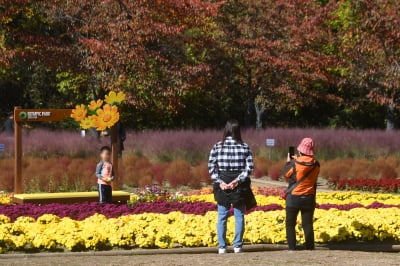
[
  {"xmin": 98, "ymin": 184, "xmax": 112, "ymax": 203},
  {"xmin": 286, "ymin": 207, "xmax": 315, "ymax": 250}
]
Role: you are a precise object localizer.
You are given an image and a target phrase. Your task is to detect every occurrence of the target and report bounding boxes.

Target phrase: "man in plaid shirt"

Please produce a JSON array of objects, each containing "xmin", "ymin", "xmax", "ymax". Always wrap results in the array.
[{"xmin": 208, "ymin": 119, "xmax": 254, "ymax": 254}]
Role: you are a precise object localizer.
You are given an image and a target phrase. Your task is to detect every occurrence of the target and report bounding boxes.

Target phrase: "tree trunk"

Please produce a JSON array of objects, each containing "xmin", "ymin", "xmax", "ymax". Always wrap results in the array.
[
  {"xmin": 386, "ymin": 103, "xmax": 395, "ymax": 131},
  {"xmin": 256, "ymin": 111, "xmax": 263, "ymax": 130},
  {"xmin": 255, "ymin": 102, "xmax": 266, "ymax": 130},
  {"xmin": 244, "ymin": 69, "xmax": 254, "ymax": 128},
  {"xmin": 244, "ymin": 102, "xmax": 252, "ymax": 128}
]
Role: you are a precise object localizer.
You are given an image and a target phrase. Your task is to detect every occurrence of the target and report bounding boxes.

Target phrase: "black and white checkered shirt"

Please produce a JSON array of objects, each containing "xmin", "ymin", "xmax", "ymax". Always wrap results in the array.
[{"xmin": 208, "ymin": 136, "xmax": 254, "ymax": 183}]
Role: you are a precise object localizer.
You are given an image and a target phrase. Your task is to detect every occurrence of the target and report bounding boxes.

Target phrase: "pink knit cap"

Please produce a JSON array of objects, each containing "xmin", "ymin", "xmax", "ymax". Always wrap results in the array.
[{"xmin": 297, "ymin": 138, "xmax": 315, "ymax": 156}]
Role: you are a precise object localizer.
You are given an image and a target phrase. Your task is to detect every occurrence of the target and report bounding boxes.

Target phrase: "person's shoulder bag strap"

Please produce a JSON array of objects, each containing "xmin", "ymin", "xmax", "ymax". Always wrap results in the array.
[{"xmin": 286, "ymin": 161, "xmax": 316, "ymax": 195}]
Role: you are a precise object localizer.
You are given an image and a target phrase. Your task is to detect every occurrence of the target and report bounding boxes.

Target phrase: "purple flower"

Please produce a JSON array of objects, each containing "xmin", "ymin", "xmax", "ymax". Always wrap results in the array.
[{"xmin": 1, "ymin": 200, "xmax": 399, "ymax": 221}]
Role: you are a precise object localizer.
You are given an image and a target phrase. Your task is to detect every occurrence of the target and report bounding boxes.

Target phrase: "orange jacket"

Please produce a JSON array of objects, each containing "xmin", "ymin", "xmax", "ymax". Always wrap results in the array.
[{"xmin": 283, "ymin": 156, "xmax": 320, "ymax": 195}]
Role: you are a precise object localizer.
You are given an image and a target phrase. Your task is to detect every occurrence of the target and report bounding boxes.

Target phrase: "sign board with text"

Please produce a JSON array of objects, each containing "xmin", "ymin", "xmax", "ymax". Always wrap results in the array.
[
  {"xmin": 13, "ymin": 108, "xmax": 73, "ymax": 194},
  {"xmin": 12, "ymin": 107, "xmax": 120, "ymax": 194},
  {"xmin": 266, "ymin": 138, "xmax": 276, "ymax": 147},
  {"xmin": 14, "ymin": 109, "xmax": 72, "ymax": 122}
]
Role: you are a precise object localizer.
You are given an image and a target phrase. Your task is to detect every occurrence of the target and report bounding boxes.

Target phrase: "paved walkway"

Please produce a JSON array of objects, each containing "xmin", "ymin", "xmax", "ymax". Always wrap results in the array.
[
  {"xmin": 1, "ymin": 243, "xmax": 399, "ymax": 259},
  {"xmin": 1, "ymin": 248, "xmax": 399, "ymax": 266}
]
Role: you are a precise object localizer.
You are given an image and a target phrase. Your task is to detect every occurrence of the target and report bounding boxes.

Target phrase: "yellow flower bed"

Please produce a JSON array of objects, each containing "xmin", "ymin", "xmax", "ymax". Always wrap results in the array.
[
  {"xmin": 187, "ymin": 191, "xmax": 400, "ymax": 206},
  {"xmin": 1, "ymin": 191, "xmax": 400, "ymax": 252},
  {"xmin": 0, "ymin": 207, "xmax": 400, "ymax": 252},
  {"xmin": 0, "ymin": 212, "xmax": 217, "ymax": 251},
  {"xmin": 317, "ymin": 191, "xmax": 400, "ymax": 205},
  {"xmin": 187, "ymin": 194, "xmax": 284, "ymax": 205},
  {"xmin": 0, "ymin": 193, "xmax": 11, "ymax": 205}
]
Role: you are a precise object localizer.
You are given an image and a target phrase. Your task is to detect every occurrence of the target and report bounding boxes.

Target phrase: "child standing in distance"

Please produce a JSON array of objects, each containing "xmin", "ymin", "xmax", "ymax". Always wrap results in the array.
[{"xmin": 95, "ymin": 146, "xmax": 114, "ymax": 203}]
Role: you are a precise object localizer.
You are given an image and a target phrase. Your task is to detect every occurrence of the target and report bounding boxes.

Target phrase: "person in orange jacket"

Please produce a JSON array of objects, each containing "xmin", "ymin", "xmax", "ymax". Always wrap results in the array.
[{"xmin": 282, "ymin": 138, "xmax": 320, "ymax": 250}]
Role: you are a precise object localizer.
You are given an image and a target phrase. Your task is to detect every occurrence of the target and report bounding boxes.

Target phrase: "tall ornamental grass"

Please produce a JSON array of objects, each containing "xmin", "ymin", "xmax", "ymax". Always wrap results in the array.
[
  {"xmin": 1, "ymin": 128, "xmax": 400, "ymax": 161},
  {"xmin": 129, "ymin": 128, "xmax": 400, "ymax": 161},
  {"xmin": 1, "ymin": 128, "xmax": 400, "ymax": 192}
]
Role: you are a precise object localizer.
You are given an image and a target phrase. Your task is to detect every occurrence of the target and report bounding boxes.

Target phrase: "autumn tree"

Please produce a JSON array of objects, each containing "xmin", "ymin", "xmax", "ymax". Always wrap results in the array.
[
  {"xmin": 219, "ymin": 0, "xmax": 338, "ymax": 128},
  {"xmin": 0, "ymin": 0, "xmax": 224, "ymax": 126},
  {"xmin": 332, "ymin": 0, "xmax": 400, "ymax": 130},
  {"xmin": 0, "ymin": 0, "xmax": 28, "ymax": 67},
  {"xmin": 0, "ymin": 0, "xmax": 82, "ymax": 113},
  {"xmin": 1, "ymin": 0, "xmax": 398, "ymax": 129},
  {"xmin": 41, "ymin": 0, "xmax": 224, "ymax": 124}
]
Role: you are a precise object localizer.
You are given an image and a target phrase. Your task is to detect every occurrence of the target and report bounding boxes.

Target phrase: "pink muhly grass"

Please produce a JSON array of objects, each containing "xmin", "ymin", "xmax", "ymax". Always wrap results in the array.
[{"xmin": 2, "ymin": 128, "xmax": 400, "ymax": 161}]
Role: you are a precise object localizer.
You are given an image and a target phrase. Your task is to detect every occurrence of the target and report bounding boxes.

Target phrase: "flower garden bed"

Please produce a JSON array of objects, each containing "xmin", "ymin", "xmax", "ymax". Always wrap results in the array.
[
  {"xmin": 3, "ymin": 129, "xmax": 400, "ymax": 193},
  {"xmin": 328, "ymin": 178, "xmax": 400, "ymax": 193},
  {"xmin": 0, "ymin": 190, "xmax": 400, "ymax": 253}
]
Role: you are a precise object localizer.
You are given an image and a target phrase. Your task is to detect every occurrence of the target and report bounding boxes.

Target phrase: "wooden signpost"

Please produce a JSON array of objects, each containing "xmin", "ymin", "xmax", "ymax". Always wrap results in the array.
[
  {"xmin": 13, "ymin": 106, "xmax": 120, "ymax": 194},
  {"xmin": 14, "ymin": 108, "xmax": 73, "ymax": 123}
]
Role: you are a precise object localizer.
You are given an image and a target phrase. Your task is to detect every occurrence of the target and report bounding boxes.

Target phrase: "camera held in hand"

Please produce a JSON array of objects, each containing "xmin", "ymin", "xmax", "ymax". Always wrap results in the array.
[{"xmin": 288, "ymin": 146, "xmax": 295, "ymax": 160}]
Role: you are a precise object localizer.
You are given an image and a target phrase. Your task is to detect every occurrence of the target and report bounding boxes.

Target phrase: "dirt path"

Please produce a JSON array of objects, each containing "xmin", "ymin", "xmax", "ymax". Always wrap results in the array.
[
  {"xmin": 251, "ymin": 177, "xmax": 332, "ymax": 192},
  {"xmin": 1, "ymin": 250, "xmax": 398, "ymax": 266}
]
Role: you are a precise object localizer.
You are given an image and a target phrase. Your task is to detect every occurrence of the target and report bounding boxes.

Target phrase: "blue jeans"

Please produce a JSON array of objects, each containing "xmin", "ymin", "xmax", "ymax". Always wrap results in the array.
[{"xmin": 217, "ymin": 204, "xmax": 245, "ymax": 248}]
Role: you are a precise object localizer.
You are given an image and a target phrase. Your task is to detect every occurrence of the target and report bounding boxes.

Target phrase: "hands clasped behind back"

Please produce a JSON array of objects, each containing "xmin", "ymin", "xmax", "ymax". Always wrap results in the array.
[{"xmin": 219, "ymin": 179, "xmax": 239, "ymax": 190}]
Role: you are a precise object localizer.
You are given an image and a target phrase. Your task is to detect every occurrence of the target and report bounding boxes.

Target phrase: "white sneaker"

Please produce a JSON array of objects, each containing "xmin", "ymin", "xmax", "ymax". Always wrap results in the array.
[
  {"xmin": 218, "ymin": 248, "xmax": 227, "ymax": 254},
  {"xmin": 234, "ymin": 247, "xmax": 242, "ymax": 253}
]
